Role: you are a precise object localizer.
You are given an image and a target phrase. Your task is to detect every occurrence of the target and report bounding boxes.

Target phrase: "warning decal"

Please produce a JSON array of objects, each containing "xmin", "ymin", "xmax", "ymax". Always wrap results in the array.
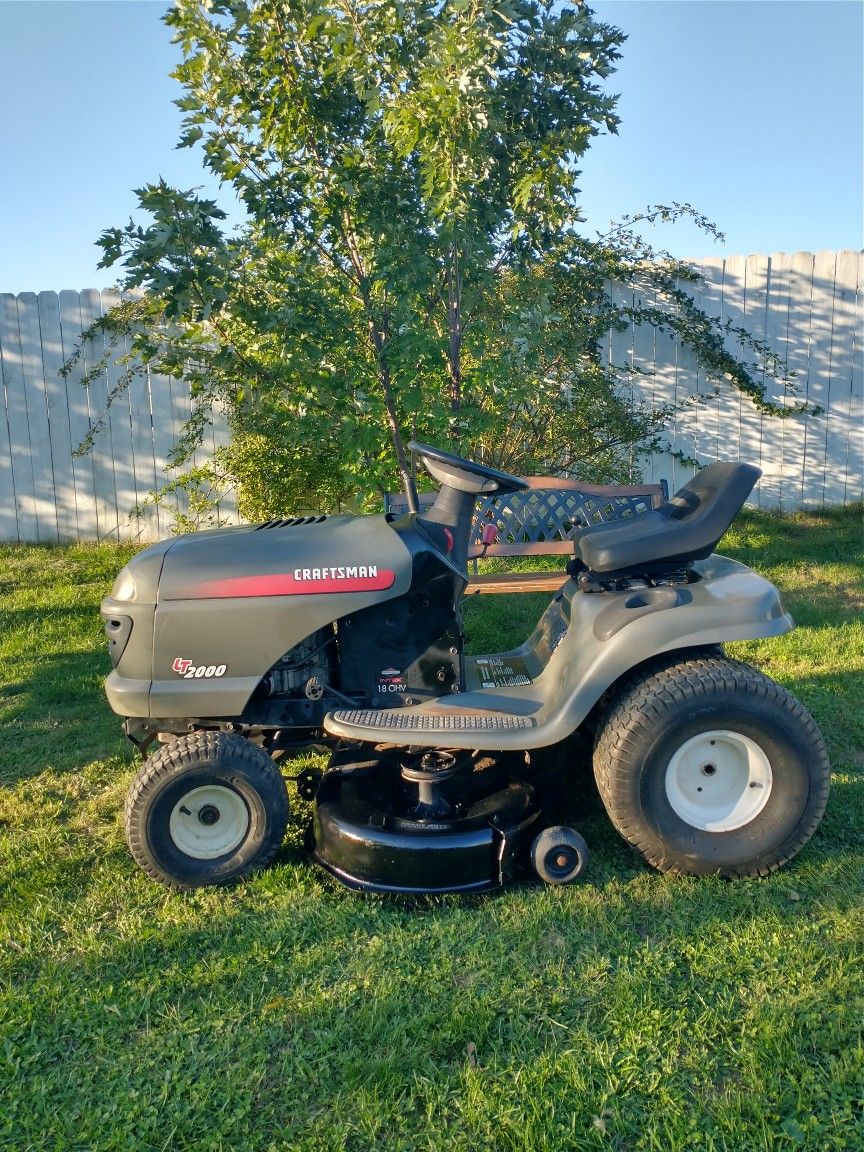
[{"xmin": 475, "ymin": 657, "xmax": 531, "ymax": 689}]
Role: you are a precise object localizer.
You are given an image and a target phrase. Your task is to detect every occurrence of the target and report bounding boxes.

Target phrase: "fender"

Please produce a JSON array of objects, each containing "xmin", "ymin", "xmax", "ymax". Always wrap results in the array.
[{"xmin": 323, "ymin": 554, "xmax": 793, "ymax": 750}]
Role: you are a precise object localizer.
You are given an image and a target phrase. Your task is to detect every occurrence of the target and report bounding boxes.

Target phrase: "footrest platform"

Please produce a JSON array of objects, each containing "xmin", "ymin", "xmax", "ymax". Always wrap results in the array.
[{"xmin": 326, "ymin": 708, "xmax": 537, "ymax": 739}]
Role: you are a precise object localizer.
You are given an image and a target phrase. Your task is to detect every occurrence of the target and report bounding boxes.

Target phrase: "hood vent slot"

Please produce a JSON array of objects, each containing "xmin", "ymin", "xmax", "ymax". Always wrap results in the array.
[{"xmin": 255, "ymin": 515, "xmax": 328, "ymax": 530}]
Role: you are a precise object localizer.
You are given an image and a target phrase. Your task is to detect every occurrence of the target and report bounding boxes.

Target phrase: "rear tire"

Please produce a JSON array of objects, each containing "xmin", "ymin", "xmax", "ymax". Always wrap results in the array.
[
  {"xmin": 593, "ymin": 655, "xmax": 830, "ymax": 878},
  {"xmin": 125, "ymin": 731, "xmax": 289, "ymax": 890}
]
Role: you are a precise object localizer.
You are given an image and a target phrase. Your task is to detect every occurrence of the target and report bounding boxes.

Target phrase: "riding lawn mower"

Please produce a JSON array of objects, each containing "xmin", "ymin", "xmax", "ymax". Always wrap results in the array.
[{"xmin": 101, "ymin": 443, "xmax": 830, "ymax": 893}]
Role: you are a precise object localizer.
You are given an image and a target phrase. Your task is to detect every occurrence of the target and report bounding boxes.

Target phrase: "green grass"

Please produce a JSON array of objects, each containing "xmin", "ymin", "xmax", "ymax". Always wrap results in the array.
[{"xmin": 1, "ymin": 509, "xmax": 862, "ymax": 1152}]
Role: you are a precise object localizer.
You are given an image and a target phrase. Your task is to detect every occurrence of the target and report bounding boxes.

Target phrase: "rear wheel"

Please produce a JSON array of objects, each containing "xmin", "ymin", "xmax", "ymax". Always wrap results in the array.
[
  {"xmin": 593, "ymin": 655, "xmax": 830, "ymax": 877},
  {"xmin": 125, "ymin": 731, "xmax": 289, "ymax": 890}
]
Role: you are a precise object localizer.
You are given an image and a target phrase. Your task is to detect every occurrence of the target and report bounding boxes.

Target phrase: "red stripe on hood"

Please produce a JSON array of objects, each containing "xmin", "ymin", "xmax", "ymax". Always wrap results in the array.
[{"xmin": 187, "ymin": 569, "xmax": 396, "ymax": 598}]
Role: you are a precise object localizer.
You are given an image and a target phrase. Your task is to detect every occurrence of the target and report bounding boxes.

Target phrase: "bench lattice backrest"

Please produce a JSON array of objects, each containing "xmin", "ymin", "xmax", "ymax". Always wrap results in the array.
[{"xmin": 385, "ymin": 477, "xmax": 667, "ymax": 558}]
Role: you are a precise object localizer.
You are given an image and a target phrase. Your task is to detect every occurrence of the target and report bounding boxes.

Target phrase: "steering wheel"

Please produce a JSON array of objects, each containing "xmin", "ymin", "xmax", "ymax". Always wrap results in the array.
[{"xmin": 409, "ymin": 442, "xmax": 529, "ymax": 495}]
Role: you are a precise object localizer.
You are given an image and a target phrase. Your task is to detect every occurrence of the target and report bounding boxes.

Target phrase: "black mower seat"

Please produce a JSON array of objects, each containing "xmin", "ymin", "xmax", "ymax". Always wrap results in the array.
[{"xmin": 573, "ymin": 462, "xmax": 761, "ymax": 575}]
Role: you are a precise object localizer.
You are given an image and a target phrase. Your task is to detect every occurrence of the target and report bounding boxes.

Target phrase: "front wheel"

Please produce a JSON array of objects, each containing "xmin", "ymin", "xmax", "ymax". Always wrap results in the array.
[
  {"xmin": 125, "ymin": 731, "xmax": 289, "ymax": 889},
  {"xmin": 593, "ymin": 655, "xmax": 830, "ymax": 878}
]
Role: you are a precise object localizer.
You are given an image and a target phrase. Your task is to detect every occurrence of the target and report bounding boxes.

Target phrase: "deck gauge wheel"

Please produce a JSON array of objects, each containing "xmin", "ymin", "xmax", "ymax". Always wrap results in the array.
[{"xmin": 531, "ymin": 825, "xmax": 589, "ymax": 884}]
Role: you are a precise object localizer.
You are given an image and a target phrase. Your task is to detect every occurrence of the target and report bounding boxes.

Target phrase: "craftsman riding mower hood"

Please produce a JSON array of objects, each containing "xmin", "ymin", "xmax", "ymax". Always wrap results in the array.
[{"xmin": 102, "ymin": 443, "xmax": 830, "ymax": 893}]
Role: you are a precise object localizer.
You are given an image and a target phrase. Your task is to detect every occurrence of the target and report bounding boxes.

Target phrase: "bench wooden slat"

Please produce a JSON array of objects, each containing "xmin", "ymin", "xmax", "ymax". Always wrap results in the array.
[
  {"xmin": 466, "ymin": 571, "xmax": 568, "ymax": 595},
  {"xmin": 469, "ymin": 540, "xmax": 574, "ymax": 558}
]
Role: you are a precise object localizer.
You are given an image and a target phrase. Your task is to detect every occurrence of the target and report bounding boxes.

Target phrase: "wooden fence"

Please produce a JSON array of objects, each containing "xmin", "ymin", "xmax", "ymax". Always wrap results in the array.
[{"xmin": 0, "ymin": 250, "xmax": 861, "ymax": 543}]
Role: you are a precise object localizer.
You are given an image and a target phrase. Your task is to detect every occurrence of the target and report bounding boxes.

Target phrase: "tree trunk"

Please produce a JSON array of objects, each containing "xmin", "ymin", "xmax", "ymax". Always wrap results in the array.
[
  {"xmin": 379, "ymin": 360, "xmax": 418, "ymax": 513},
  {"xmin": 447, "ymin": 247, "xmax": 463, "ymax": 438},
  {"xmin": 368, "ymin": 320, "xmax": 418, "ymax": 512}
]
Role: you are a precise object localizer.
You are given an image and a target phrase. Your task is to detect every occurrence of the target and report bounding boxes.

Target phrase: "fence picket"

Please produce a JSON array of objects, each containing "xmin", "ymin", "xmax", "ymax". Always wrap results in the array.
[
  {"xmin": 677, "ymin": 267, "xmax": 705, "ymax": 483},
  {"xmin": 146, "ymin": 367, "xmax": 180, "ymax": 530},
  {"xmin": 757, "ymin": 256, "xmax": 793, "ymax": 507},
  {"xmin": 649, "ymin": 282, "xmax": 681, "ymax": 494},
  {"xmin": 800, "ymin": 252, "xmax": 837, "ymax": 507},
  {"xmin": 821, "ymin": 251, "xmax": 861, "ymax": 506},
  {"xmin": 16, "ymin": 293, "xmax": 59, "ymax": 541},
  {"xmin": 0, "ymin": 295, "xmax": 40, "ymax": 540},
  {"xmin": 78, "ymin": 289, "xmax": 120, "ymax": 539},
  {"xmin": 167, "ymin": 371, "xmax": 191, "ymax": 523},
  {"xmin": 58, "ymin": 289, "xmax": 98, "ymax": 537},
  {"xmin": 845, "ymin": 254, "xmax": 864, "ymax": 504},
  {"xmin": 101, "ymin": 288, "xmax": 139, "ymax": 540},
  {"xmin": 630, "ymin": 278, "xmax": 659, "ymax": 485},
  {"xmin": 0, "ymin": 296, "xmax": 21, "ymax": 540},
  {"xmin": 716, "ymin": 253, "xmax": 746, "ymax": 471},
  {"xmin": 37, "ymin": 291, "xmax": 78, "ymax": 539},
  {"xmin": 739, "ymin": 255, "xmax": 771, "ymax": 505},
  {"xmin": 128, "ymin": 358, "xmax": 161, "ymax": 539},
  {"xmin": 779, "ymin": 253, "xmax": 815, "ymax": 511},
  {"xmin": 210, "ymin": 397, "xmax": 236, "ymax": 522},
  {"xmin": 696, "ymin": 257, "xmax": 724, "ymax": 466}
]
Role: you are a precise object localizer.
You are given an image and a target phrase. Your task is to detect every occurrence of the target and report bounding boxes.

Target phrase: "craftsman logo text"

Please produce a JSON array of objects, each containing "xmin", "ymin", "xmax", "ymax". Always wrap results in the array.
[{"xmin": 294, "ymin": 565, "xmax": 378, "ymax": 581}]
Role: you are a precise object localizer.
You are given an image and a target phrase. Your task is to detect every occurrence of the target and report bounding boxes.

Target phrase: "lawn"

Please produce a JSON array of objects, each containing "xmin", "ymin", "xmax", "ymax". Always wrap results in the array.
[{"xmin": 0, "ymin": 507, "xmax": 862, "ymax": 1152}]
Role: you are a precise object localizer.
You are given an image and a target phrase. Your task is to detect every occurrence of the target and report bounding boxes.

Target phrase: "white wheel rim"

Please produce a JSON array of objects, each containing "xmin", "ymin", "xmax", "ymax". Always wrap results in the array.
[
  {"xmin": 168, "ymin": 785, "xmax": 250, "ymax": 859},
  {"xmin": 665, "ymin": 729, "xmax": 773, "ymax": 832}
]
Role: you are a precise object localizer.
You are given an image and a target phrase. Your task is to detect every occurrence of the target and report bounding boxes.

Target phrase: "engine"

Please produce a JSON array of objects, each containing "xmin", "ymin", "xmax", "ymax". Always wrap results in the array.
[{"xmin": 255, "ymin": 626, "xmax": 337, "ymax": 702}]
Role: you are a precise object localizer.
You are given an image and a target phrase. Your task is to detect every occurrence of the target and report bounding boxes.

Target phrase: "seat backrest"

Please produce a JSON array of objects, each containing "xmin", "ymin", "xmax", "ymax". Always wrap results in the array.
[
  {"xmin": 660, "ymin": 462, "xmax": 761, "ymax": 531},
  {"xmin": 572, "ymin": 461, "xmax": 761, "ymax": 575}
]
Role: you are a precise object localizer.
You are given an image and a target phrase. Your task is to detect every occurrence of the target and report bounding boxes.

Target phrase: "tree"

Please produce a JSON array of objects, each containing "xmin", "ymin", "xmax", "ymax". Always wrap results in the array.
[{"xmin": 72, "ymin": 0, "xmax": 805, "ymax": 522}]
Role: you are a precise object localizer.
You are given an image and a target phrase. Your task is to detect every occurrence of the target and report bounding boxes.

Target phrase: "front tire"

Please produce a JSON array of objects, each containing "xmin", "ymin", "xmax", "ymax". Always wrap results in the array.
[
  {"xmin": 593, "ymin": 655, "xmax": 830, "ymax": 878},
  {"xmin": 125, "ymin": 731, "xmax": 289, "ymax": 890}
]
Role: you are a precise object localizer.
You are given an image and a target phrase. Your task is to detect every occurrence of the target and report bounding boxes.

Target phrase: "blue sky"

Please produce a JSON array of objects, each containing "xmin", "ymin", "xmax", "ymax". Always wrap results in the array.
[{"xmin": 0, "ymin": 0, "xmax": 861, "ymax": 294}]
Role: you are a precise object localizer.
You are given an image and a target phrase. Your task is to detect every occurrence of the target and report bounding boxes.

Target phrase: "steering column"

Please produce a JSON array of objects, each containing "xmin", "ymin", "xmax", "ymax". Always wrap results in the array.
[{"xmin": 409, "ymin": 442, "xmax": 528, "ymax": 572}]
